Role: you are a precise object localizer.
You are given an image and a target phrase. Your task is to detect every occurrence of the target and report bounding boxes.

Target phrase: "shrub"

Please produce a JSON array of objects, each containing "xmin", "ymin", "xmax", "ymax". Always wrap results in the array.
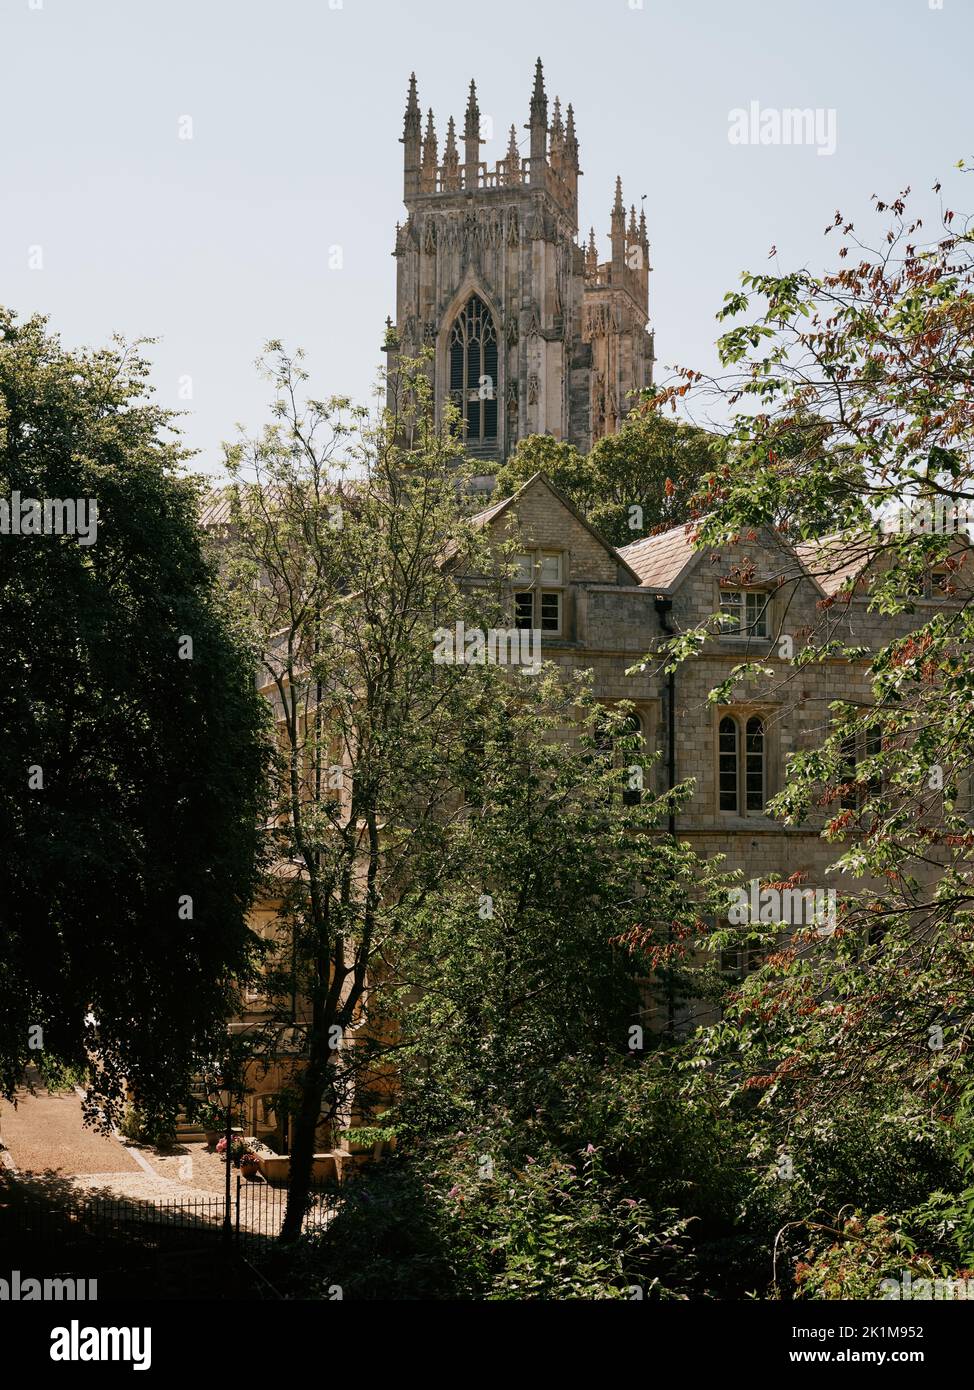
[
  {"xmin": 118, "ymin": 1106, "xmax": 175, "ymax": 1148},
  {"xmin": 793, "ymin": 1212, "xmax": 972, "ymax": 1300},
  {"xmin": 276, "ymin": 1127, "xmax": 698, "ymax": 1301}
]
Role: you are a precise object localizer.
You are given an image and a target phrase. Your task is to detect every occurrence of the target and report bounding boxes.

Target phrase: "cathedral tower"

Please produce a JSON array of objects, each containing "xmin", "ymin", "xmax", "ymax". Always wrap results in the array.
[{"xmin": 385, "ymin": 60, "xmax": 654, "ymax": 483}]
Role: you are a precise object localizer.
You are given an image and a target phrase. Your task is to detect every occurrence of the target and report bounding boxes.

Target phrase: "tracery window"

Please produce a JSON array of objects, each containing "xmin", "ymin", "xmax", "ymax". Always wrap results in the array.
[{"xmin": 449, "ymin": 295, "xmax": 498, "ymax": 444}]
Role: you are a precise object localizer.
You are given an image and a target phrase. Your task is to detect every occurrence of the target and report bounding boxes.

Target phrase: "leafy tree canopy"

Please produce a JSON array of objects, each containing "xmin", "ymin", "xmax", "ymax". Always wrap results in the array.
[
  {"xmin": 0, "ymin": 310, "xmax": 270, "ymax": 1125},
  {"xmin": 493, "ymin": 413, "xmax": 723, "ymax": 547}
]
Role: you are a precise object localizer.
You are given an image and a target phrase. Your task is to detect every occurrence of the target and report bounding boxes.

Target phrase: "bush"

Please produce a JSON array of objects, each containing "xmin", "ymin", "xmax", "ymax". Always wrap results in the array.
[
  {"xmin": 118, "ymin": 1106, "xmax": 175, "ymax": 1149},
  {"xmin": 793, "ymin": 1212, "xmax": 973, "ymax": 1300},
  {"xmin": 276, "ymin": 1128, "xmax": 698, "ymax": 1301}
]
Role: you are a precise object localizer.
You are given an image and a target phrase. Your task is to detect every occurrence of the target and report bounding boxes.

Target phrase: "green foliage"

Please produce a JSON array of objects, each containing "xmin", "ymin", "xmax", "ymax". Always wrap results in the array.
[
  {"xmin": 189, "ymin": 1098, "xmax": 231, "ymax": 1131},
  {"xmin": 266, "ymin": 178, "xmax": 974, "ymax": 1299},
  {"xmin": 219, "ymin": 349, "xmax": 549, "ymax": 1237},
  {"xmin": 393, "ymin": 687, "xmax": 730, "ymax": 1131},
  {"xmin": 491, "ymin": 434, "xmax": 588, "ymax": 504},
  {"xmin": 790, "ymin": 1211, "xmax": 974, "ymax": 1301},
  {"xmin": 626, "ymin": 182, "xmax": 974, "ymax": 1302},
  {"xmin": 281, "ymin": 1020, "xmax": 974, "ymax": 1299},
  {"xmin": 32, "ymin": 1057, "xmax": 89, "ymax": 1094},
  {"xmin": 664, "ymin": 190, "xmax": 974, "ymax": 965},
  {"xmin": 119, "ymin": 1105, "xmax": 176, "ymax": 1149},
  {"xmin": 343, "ymin": 1125, "xmax": 397, "ymax": 1149},
  {"xmin": 0, "ymin": 309, "xmax": 271, "ymax": 1127},
  {"xmin": 585, "ymin": 412, "xmax": 722, "ymax": 546},
  {"xmin": 541, "ymin": 1056, "xmax": 765, "ymax": 1295},
  {"xmin": 279, "ymin": 1129, "xmax": 697, "ymax": 1301},
  {"xmin": 219, "ymin": 346, "xmax": 733, "ymax": 1242}
]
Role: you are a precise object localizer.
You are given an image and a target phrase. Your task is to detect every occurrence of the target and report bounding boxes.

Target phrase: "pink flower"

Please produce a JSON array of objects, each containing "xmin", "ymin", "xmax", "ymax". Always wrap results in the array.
[{"xmin": 585, "ymin": 1143, "xmax": 596, "ymax": 1154}]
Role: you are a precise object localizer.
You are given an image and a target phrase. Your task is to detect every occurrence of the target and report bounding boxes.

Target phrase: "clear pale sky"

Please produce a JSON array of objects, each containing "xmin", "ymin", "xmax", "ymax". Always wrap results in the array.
[{"xmin": 2, "ymin": 0, "xmax": 970, "ymax": 471}]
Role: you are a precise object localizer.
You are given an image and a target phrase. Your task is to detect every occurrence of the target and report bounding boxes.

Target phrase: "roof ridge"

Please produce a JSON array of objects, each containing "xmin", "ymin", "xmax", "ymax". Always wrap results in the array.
[{"xmin": 617, "ymin": 520, "xmax": 697, "ymax": 554}]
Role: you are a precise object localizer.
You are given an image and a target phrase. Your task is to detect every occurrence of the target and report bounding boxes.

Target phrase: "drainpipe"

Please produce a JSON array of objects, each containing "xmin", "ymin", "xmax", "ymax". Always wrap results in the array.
[
  {"xmin": 654, "ymin": 594, "xmax": 677, "ymax": 1035},
  {"xmin": 654, "ymin": 595, "xmax": 677, "ymax": 836}
]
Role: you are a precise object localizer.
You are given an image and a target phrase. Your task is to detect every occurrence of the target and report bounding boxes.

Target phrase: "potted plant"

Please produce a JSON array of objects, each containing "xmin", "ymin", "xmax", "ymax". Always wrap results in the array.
[
  {"xmin": 195, "ymin": 1101, "xmax": 227, "ymax": 1150},
  {"xmin": 216, "ymin": 1135, "xmax": 251, "ymax": 1167},
  {"xmin": 239, "ymin": 1150, "xmax": 261, "ymax": 1181}
]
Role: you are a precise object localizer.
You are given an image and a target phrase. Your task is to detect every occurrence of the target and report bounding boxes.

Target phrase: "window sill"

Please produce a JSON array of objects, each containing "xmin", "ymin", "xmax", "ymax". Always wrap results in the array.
[{"xmin": 715, "ymin": 812, "xmax": 778, "ymax": 827}]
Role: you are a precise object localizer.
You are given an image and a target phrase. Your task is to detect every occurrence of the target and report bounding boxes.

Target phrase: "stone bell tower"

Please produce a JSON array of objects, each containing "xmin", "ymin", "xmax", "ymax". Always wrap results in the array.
[{"xmin": 384, "ymin": 59, "xmax": 654, "ymax": 483}]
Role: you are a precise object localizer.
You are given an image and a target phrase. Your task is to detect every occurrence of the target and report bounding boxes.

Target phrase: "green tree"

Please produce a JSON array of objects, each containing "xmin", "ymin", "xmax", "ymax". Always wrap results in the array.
[
  {"xmin": 493, "ymin": 414, "xmax": 721, "ymax": 547},
  {"xmin": 395, "ymin": 689, "xmax": 728, "ymax": 1132},
  {"xmin": 585, "ymin": 412, "xmax": 721, "ymax": 546},
  {"xmin": 492, "ymin": 434, "xmax": 588, "ymax": 503},
  {"xmin": 0, "ymin": 310, "xmax": 270, "ymax": 1126},
  {"xmin": 221, "ymin": 348, "xmax": 729, "ymax": 1242},
  {"xmin": 646, "ymin": 174, "xmax": 974, "ymax": 1292},
  {"xmin": 221, "ymin": 349, "xmax": 526, "ymax": 1240}
]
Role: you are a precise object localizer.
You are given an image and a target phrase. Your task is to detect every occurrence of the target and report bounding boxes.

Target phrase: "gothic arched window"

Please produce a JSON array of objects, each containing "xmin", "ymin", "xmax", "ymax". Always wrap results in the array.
[
  {"xmin": 719, "ymin": 712, "xmax": 767, "ymax": 814},
  {"xmin": 449, "ymin": 295, "xmax": 498, "ymax": 445}
]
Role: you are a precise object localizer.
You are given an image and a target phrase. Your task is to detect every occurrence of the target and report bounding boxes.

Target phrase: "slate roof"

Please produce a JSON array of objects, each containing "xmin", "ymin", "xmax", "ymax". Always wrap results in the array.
[
  {"xmin": 468, "ymin": 495, "xmax": 514, "ymax": 528},
  {"xmin": 616, "ymin": 523, "xmax": 701, "ymax": 590},
  {"xmin": 793, "ymin": 533, "xmax": 879, "ymax": 596},
  {"xmin": 200, "ymin": 492, "xmax": 234, "ymax": 528}
]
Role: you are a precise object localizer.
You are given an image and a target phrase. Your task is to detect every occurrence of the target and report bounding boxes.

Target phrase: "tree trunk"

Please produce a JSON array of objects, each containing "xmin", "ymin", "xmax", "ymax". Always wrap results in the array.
[{"xmin": 280, "ymin": 1049, "xmax": 329, "ymax": 1243}]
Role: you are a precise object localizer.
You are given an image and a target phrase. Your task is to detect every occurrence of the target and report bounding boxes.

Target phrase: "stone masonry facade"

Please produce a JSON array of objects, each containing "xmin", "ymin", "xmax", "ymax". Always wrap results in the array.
[{"xmin": 472, "ymin": 475, "xmax": 973, "ymax": 951}]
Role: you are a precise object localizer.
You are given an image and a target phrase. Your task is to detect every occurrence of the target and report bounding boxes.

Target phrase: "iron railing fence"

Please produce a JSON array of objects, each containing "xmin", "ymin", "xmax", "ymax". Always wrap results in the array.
[{"xmin": 0, "ymin": 1178, "xmax": 336, "ymax": 1260}]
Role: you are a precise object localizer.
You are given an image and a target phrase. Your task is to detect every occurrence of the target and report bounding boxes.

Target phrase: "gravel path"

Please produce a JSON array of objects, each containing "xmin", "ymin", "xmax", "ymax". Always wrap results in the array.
[
  {"xmin": 0, "ymin": 1080, "xmax": 254, "ymax": 1196},
  {"xmin": 0, "ymin": 1082, "xmax": 140, "ymax": 1176},
  {"xmin": 0, "ymin": 1083, "xmax": 329, "ymax": 1237},
  {"xmin": 67, "ymin": 1171, "xmax": 223, "ymax": 1204}
]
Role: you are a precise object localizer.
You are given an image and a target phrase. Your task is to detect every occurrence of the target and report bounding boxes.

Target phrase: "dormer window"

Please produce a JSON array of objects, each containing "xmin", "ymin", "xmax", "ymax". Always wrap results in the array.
[
  {"xmin": 720, "ymin": 588, "xmax": 770, "ymax": 638},
  {"xmin": 930, "ymin": 566, "xmax": 953, "ymax": 597},
  {"xmin": 512, "ymin": 550, "xmax": 565, "ymax": 635}
]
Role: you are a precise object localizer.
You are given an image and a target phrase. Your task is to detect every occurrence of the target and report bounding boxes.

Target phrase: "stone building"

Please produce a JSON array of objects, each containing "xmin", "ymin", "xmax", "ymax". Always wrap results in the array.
[
  {"xmin": 205, "ymin": 470, "xmax": 970, "ymax": 1149},
  {"xmin": 464, "ymin": 473, "xmax": 973, "ymax": 1026},
  {"xmin": 385, "ymin": 60, "xmax": 655, "ymax": 485}
]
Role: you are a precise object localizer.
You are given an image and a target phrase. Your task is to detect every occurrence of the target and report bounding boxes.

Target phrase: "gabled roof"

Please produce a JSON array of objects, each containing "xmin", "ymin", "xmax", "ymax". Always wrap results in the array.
[
  {"xmin": 796, "ymin": 528, "xmax": 974, "ymax": 597},
  {"xmin": 619, "ymin": 517, "xmax": 838, "ymax": 598},
  {"xmin": 472, "ymin": 473, "xmax": 643, "ymax": 584},
  {"xmin": 468, "ymin": 494, "xmax": 514, "ymax": 529},
  {"xmin": 200, "ymin": 492, "xmax": 234, "ymax": 528},
  {"xmin": 199, "ymin": 482, "xmax": 355, "ymax": 533}
]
